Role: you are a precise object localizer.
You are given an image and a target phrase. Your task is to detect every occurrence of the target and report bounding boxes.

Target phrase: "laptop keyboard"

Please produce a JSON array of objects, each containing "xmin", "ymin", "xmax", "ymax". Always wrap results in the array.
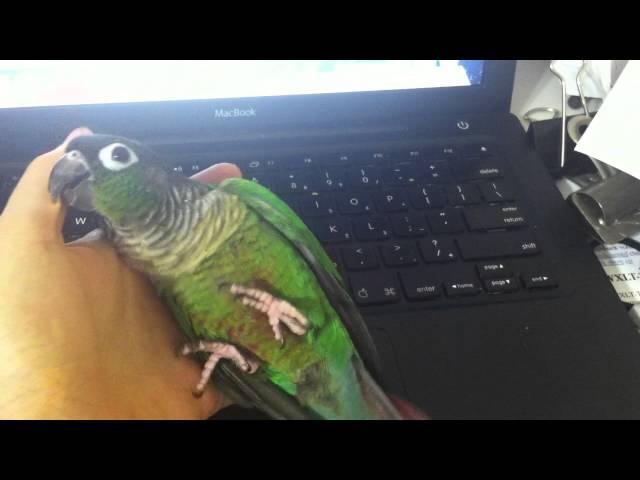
[{"xmin": 0, "ymin": 139, "xmax": 560, "ymax": 311}]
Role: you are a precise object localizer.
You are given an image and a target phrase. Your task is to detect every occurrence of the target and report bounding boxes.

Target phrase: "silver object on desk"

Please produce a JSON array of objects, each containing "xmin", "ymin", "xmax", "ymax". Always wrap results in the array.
[
  {"xmin": 549, "ymin": 61, "xmax": 567, "ymax": 169},
  {"xmin": 567, "ymin": 61, "xmax": 618, "ymax": 180},
  {"xmin": 570, "ymin": 170, "xmax": 640, "ymax": 244},
  {"xmin": 563, "ymin": 62, "xmax": 640, "ymax": 244},
  {"xmin": 523, "ymin": 107, "xmax": 559, "ymax": 122}
]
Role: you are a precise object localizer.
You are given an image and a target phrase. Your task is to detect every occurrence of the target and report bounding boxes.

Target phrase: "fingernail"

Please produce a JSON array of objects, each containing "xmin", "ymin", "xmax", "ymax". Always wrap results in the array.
[{"xmin": 64, "ymin": 127, "xmax": 93, "ymax": 144}]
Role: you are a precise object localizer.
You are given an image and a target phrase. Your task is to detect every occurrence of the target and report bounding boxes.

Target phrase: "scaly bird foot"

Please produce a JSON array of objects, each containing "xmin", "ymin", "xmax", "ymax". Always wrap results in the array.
[
  {"xmin": 230, "ymin": 284, "xmax": 310, "ymax": 345},
  {"xmin": 180, "ymin": 340, "xmax": 260, "ymax": 397}
]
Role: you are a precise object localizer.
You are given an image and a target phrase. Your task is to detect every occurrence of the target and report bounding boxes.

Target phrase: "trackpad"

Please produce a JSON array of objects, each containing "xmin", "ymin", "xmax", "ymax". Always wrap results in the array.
[{"xmin": 369, "ymin": 327, "xmax": 408, "ymax": 397}]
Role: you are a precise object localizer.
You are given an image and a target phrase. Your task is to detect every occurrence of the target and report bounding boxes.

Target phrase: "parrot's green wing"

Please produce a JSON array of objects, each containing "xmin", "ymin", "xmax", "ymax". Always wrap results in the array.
[
  {"xmin": 157, "ymin": 282, "xmax": 320, "ymax": 420},
  {"xmin": 217, "ymin": 178, "xmax": 386, "ymax": 386}
]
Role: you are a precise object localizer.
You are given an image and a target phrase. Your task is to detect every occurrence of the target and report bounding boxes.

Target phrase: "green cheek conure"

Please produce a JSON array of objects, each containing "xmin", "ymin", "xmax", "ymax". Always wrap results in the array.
[{"xmin": 48, "ymin": 134, "xmax": 417, "ymax": 420}]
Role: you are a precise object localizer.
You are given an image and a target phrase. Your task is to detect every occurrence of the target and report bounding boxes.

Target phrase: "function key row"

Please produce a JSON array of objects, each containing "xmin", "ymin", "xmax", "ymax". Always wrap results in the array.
[{"xmin": 230, "ymin": 143, "xmax": 494, "ymax": 171}]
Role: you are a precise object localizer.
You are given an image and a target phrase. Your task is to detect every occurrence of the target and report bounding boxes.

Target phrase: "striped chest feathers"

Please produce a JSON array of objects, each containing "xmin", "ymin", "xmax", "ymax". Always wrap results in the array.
[{"xmin": 107, "ymin": 184, "xmax": 248, "ymax": 279}]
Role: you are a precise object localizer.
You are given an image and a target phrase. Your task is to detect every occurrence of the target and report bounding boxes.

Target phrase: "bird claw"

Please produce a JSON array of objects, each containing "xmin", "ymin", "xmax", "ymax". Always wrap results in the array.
[
  {"xmin": 180, "ymin": 340, "xmax": 259, "ymax": 396},
  {"xmin": 230, "ymin": 284, "xmax": 310, "ymax": 344}
]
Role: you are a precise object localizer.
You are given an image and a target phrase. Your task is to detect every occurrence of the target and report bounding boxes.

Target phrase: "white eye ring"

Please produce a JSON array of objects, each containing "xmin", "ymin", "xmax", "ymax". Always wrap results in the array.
[{"xmin": 98, "ymin": 143, "xmax": 139, "ymax": 171}]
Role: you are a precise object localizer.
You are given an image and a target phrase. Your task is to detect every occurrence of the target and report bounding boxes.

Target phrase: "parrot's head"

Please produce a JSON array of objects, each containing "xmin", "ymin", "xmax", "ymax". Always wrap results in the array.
[{"xmin": 49, "ymin": 134, "xmax": 168, "ymax": 217}]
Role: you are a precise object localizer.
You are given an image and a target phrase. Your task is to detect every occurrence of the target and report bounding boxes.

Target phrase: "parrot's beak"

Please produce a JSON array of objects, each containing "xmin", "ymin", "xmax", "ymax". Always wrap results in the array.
[{"xmin": 48, "ymin": 150, "xmax": 96, "ymax": 212}]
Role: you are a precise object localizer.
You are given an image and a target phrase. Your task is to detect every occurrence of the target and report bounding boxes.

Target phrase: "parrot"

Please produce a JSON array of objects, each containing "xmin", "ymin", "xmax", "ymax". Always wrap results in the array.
[{"xmin": 47, "ymin": 134, "xmax": 413, "ymax": 420}]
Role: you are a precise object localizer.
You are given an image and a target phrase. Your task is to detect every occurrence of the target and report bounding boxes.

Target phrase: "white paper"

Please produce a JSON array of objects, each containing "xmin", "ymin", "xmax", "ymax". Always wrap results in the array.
[
  {"xmin": 594, "ymin": 243, "xmax": 640, "ymax": 304},
  {"xmin": 575, "ymin": 60, "xmax": 640, "ymax": 180}
]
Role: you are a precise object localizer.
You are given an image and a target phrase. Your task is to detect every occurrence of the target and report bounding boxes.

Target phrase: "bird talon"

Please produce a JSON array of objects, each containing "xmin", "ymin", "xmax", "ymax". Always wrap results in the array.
[
  {"xmin": 231, "ymin": 284, "xmax": 310, "ymax": 344},
  {"xmin": 180, "ymin": 340, "xmax": 259, "ymax": 395},
  {"xmin": 192, "ymin": 388, "xmax": 204, "ymax": 399}
]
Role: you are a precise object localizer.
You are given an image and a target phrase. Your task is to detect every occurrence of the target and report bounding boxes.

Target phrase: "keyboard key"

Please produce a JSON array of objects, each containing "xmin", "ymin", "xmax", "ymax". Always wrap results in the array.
[
  {"xmin": 297, "ymin": 195, "xmax": 336, "ymax": 217},
  {"xmin": 427, "ymin": 208, "xmax": 466, "ymax": 234},
  {"xmin": 383, "ymin": 163, "xmax": 421, "ymax": 185},
  {"xmin": 464, "ymin": 205, "xmax": 527, "ymax": 231},
  {"xmin": 484, "ymin": 277, "xmax": 519, "ymax": 294},
  {"xmin": 324, "ymin": 247, "xmax": 342, "ymax": 271},
  {"xmin": 380, "ymin": 242, "xmax": 420, "ymax": 267},
  {"xmin": 461, "ymin": 144, "xmax": 492, "ymax": 156},
  {"xmin": 457, "ymin": 232, "xmax": 541, "ymax": 260},
  {"xmin": 246, "ymin": 172, "xmax": 276, "ymax": 190},
  {"xmin": 391, "ymin": 213, "xmax": 428, "ymax": 237},
  {"xmin": 297, "ymin": 156, "xmax": 316, "ymax": 168},
  {"xmin": 336, "ymin": 193, "xmax": 375, "ymax": 215},
  {"xmin": 438, "ymin": 145, "xmax": 457, "ymax": 158},
  {"xmin": 399, "ymin": 272, "xmax": 441, "ymax": 301},
  {"xmin": 362, "ymin": 151, "xmax": 387, "ymax": 164},
  {"xmin": 307, "ymin": 219, "xmax": 352, "ymax": 243},
  {"xmin": 456, "ymin": 161, "xmax": 504, "ymax": 181},
  {"xmin": 341, "ymin": 246, "xmax": 379, "ymax": 271},
  {"xmin": 279, "ymin": 195, "xmax": 297, "ymax": 209},
  {"xmin": 350, "ymin": 273, "xmax": 401, "ymax": 305},
  {"xmin": 182, "ymin": 162, "xmax": 206, "ymax": 175},
  {"xmin": 390, "ymin": 149, "xmax": 424, "ymax": 163},
  {"xmin": 480, "ymin": 181, "xmax": 515, "ymax": 203},
  {"xmin": 374, "ymin": 190, "xmax": 409, "ymax": 213},
  {"xmin": 325, "ymin": 153, "xmax": 359, "ymax": 166},
  {"xmin": 63, "ymin": 209, "xmax": 98, "ymax": 240},
  {"xmin": 445, "ymin": 280, "xmax": 482, "ymax": 297},
  {"xmin": 444, "ymin": 279, "xmax": 482, "ymax": 297},
  {"xmin": 273, "ymin": 171, "xmax": 314, "ymax": 194},
  {"xmin": 523, "ymin": 273, "xmax": 558, "ymax": 290},
  {"xmin": 348, "ymin": 166, "xmax": 381, "ymax": 189},
  {"xmin": 477, "ymin": 262, "xmax": 512, "ymax": 279},
  {"xmin": 315, "ymin": 168, "xmax": 346, "ymax": 192},
  {"xmin": 410, "ymin": 186, "xmax": 446, "ymax": 209},
  {"xmin": 238, "ymin": 158, "xmax": 278, "ymax": 171},
  {"xmin": 447, "ymin": 184, "xmax": 482, "ymax": 206},
  {"xmin": 424, "ymin": 162, "xmax": 452, "ymax": 184},
  {"xmin": 419, "ymin": 238, "xmax": 457, "ymax": 263},
  {"xmin": 352, "ymin": 216, "xmax": 392, "ymax": 241}
]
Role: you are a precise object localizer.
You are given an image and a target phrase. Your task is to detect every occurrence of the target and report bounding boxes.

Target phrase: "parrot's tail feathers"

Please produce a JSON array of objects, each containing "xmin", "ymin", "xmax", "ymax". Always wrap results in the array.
[
  {"xmin": 353, "ymin": 357, "xmax": 429, "ymax": 420},
  {"xmin": 353, "ymin": 357, "xmax": 408, "ymax": 420},
  {"xmin": 387, "ymin": 394, "xmax": 431, "ymax": 420}
]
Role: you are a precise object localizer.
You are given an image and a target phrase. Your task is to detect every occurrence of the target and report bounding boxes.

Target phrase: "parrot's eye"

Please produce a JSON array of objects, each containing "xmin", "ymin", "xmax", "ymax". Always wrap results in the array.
[
  {"xmin": 111, "ymin": 146, "xmax": 130, "ymax": 163},
  {"xmin": 98, "ymin": 143, "xmax": 139, "ymax": 171}
]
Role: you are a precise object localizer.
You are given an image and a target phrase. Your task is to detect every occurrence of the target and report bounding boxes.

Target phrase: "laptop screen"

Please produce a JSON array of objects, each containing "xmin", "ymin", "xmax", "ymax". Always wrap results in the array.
[{"xmin": 0, "ymin": 60, "xmax": 485, "ymax": 110}]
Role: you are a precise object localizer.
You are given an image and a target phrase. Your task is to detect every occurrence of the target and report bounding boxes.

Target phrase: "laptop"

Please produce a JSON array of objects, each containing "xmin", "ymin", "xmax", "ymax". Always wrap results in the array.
[{"xmin": 2, "ymin": 60, "xmax": 640, "ymax": 419}]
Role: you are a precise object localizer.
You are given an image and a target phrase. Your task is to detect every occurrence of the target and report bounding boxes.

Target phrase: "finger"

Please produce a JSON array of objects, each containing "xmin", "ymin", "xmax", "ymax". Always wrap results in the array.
[
  {"xmin": 190, "ymin": 163, "xmax": 242, "ymax": 184},
  {"xmin": 2, "ymin": 127, "xmax": 93, "ymax": 244}
]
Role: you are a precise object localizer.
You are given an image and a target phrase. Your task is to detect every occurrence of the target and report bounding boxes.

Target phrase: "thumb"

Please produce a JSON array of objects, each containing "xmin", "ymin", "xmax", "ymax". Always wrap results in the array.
[{"xmin": 1, "ymin": 127, "xmax": 93, "ymax": 244}]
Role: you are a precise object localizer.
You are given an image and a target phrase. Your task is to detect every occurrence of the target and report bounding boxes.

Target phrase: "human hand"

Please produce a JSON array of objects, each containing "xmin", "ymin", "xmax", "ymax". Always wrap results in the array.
[{"xmin": 0, "ymin": 128, "xmax": 242, "ymax": 419}]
